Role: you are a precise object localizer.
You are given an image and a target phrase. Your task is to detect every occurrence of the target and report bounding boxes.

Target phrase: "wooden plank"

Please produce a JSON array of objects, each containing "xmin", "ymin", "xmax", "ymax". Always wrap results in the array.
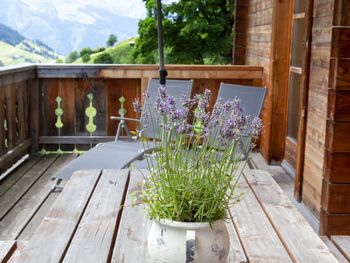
[
  {"xmin": 39, "ymin": 136, "xmax": 115, "ymax": 144},
  {"xmin": 7, "ymin": 240, "xmax": 27, "ymax": 263},
  {"xmin": 18, "ymin": 188, "xmax": 64, "ymax": 241},
  {"xmin": 331, "ymin": 236, "xmax": 350, "ymax": 261},
  {"xmin": 322, "ymin": 180, "xmax": 350, "ymax": 213},
  {"xmin": 0, "ymin": 155, "xmax": 76, "ymax": 240},
  {"xmin": 29, "ymin": 78, "xmax": 39, "ymax": 154},
  {"xmin": 323, "ymin": 151, "xmax": 350, "ymax": 183},
  {"xmin": 36, "ymin": 65, "xmax": 263, "ymax": 79},
  {"xmin": 225, "ymin": 220, "xmax": 247, "ymax": 263},
  {"xmin": 111, "ymin": 170, "xmax": 152, "ymax": 263},
  {"xmin": 0, "ymin": 154, "xmax": 58, "ymax": 220},
  {"xmin": 320, "ymin": 236, "xmax": 348, "ymax": 262},
  {"xmin": 327, "ymin": 89, "xmax": 350, "ymax": 121},
  {"xmin": 0, "ymin": 68, "xmax": 35, "ymax": 87},
  {"xmin": 320, "ymin": 209, "xmax": 350, "ymax": 236},
  {"xmin": 243, "ymin": 168, "xmax": 337, "ymax": 262},
  {"xmin": 15, "ymin": 169, "xmax": 101, "ymax": 263},
  {"xmin": 0, "ymin": 138, "xmax": 32, "ymax": 173},
  {"xmin": 229, "ymin": 175, "xmax": 292, "ymax": 262},
  {"xmin": 294, "ymin": 0, "xmax": 314, "ymax": 201},
  {"xmin": 326, "ymin": 121, "xmax": 350, "ymax": 152},
  {"xmin": 0, "ymin": 241, "xmax": 16, "ymax": 262},
  {"xmin": 63, "ymin": 170, "xmax": 129, "ymax": 263},
  {"xmin": 0, "ymin": 155, "xmax": 42, "ymax": 197}
]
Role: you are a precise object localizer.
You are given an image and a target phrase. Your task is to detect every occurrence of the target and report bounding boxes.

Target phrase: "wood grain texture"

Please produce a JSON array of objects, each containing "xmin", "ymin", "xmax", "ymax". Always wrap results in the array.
[
  {"xmin": 63, "ymin": 170, "xmax": 129, "ymax": 263},
  {"xmin": 322, "ymin": 180, "xmax": 350, "ymax": 213},
  {"xmin": 229, "ymin": 174, "xmax": 292, "ymax": 262},
  {"xmin": 321, "ymin": 236, "xmax": 348, "ymax": 262},
  {"xmin": 15, "ymin": 169, "xmax": 101, "ymax": 263},
  {"xmin": 0, "ymin": 155, "xmax": 76, "ymax": 240},
  {"xmin": 0, "ymin": 154, "xmax": 58, "ymax": 220},
  {"xmin": 243, "ymin": 168, "xmax": 337, "ymax": 262},
  {"xmin": 111, "ymin": 169, "xmax": 152, "ymax": 263},
  {"xmin": 0, "ymin": 240, "xmax": 16, "ymax": 262},
  {"xmin": 331, "ymin": 236, "xmax": 350, "ymax": 261}
]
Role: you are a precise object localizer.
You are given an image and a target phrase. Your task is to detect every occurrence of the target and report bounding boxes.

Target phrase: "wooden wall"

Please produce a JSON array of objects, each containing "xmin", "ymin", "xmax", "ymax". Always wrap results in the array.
[
  {"xmin": 301, "ymin": 0, "xmax": 336, "ymax": 218},
  {"xmin": 234, "ymin": 0, "xmax": 292, "ymax": 163},
  {"xmin": 320, "ymin": 0, "xmax": 350, "ymax": 235}
]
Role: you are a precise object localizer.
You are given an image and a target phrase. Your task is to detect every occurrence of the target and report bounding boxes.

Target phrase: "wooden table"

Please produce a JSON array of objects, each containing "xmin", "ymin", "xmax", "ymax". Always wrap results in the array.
[{"xmin": 3, "ymin": 168, "xmax": 340, "ymax": 262}]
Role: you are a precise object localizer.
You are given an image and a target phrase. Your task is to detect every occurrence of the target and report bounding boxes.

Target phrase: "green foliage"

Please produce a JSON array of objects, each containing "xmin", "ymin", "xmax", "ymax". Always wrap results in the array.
[
  {"xmin": 107, "ymin": 34, "xmax": 118, "ymax": 47},
  {"xmin": 93, "ymin": 52, "xmax": 113, "ymax": 64},
  {"xmin": 55, "ymin": 58, "xmax": 63, "ymax": 63},
  {"xmin": 82, "ymin": 53, "xmax": 91, "ymax": 63},
  {"xmin": 134, "ymin": 0, "xmax": 234, "ymax": 64},
  {"xmin": 65, "ymin": 50, "xmax": 79, "ymax": 63},
  {"xmin": 93, "ymin": 46, "xmax": 106, "ymax": 53},
  {"xmin": 80, "ymin": 47, "xmax": 93, "ymax": 57}
]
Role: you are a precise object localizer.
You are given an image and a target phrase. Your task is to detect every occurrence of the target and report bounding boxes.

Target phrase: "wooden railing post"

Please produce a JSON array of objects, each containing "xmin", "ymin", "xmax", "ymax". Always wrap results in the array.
[{"xmin": 29, "ymin": 78, "xmax": 39, "ymax": 155}]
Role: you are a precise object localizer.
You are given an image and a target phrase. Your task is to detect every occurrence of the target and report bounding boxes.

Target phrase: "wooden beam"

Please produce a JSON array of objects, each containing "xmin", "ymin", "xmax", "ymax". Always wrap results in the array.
[
  {"xmin": 294, "ymin": 0, "xmax": 314, "ymax": 201},
  {"xmin": 0, "ymin": 139, "xmax": 31, "ymax": 173},
  {"xmin": 35, "ymin": 65, "xmax": 263, "ymax": 80},
  {"xmin": 39, "ymin": 136, "xmax": 116, "ymax": 144}
]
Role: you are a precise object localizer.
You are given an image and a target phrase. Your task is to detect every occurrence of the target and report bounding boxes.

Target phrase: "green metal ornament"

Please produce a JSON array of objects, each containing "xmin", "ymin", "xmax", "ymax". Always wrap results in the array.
[{"xmin": 85, "ymin": 93, "xmax": 97, "ymax": 134}]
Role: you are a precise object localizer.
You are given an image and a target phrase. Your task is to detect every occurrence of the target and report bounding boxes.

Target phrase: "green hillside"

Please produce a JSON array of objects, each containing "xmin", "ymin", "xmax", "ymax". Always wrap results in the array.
[
  {"xmin": 0, "ymin": 23, "xmax": 62, "ymax": 66},
  {"xmin": 0, "ymin": 40, "xmax": 62, "ymax": 66},
  {"xmin": 74, "ymin": 38, "xmax": 135, "ymax": 64}
]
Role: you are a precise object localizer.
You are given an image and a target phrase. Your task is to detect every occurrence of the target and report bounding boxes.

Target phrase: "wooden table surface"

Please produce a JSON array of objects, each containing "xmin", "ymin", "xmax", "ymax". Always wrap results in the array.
[{"xmin": 3, "ymin": 167, "xmax": 340, "ymax": 263}]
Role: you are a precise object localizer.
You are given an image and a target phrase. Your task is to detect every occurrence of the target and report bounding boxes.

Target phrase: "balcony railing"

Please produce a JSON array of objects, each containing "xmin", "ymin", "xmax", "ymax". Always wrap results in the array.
[{"xmin": 0, "ymin": 64, "xmax": 263, "ymax": 173}]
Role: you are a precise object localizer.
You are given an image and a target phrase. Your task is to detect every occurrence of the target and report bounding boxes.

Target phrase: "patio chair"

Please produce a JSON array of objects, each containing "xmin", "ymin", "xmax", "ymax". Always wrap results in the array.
[
  {"xmin": 52, "ymin": 79, "xmax": 193, "ymax": 185},
  {"xmin": 216, "ymin": 83, "xmax": 266, "ymax": 163}
]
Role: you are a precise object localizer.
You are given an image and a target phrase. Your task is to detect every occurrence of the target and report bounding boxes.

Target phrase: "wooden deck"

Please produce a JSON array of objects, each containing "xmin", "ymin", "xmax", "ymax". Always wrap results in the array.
[{"xmin": 0, "ymin": 155, "xmax": 347, "ymax": 262}]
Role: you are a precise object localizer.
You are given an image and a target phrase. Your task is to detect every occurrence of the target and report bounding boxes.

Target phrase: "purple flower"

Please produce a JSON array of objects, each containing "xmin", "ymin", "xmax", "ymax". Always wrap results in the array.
[
  {"xmin": 133, "ymin": 98, "xmax": 142, "ymax": 113},
  {"xmin": 141, "ymin": 112, "xmax": 149, "ymax": 125},
  {"xmin": 158, "ymin": 85, "xmax": 167, "ymax": 100},
  {"xmin": 143, "ymin": 90, "xmax": 150, "ymax": 101},
  {"xmin": 251, "ymin": 117, "xmax": 263, "ymax": 136}
]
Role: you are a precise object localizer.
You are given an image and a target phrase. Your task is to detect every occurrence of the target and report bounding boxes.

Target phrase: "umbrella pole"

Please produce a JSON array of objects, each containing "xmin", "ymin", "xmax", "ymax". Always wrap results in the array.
[{"xmin": 156, "ymin": 0, "xmax": 167, "ymax": 85}]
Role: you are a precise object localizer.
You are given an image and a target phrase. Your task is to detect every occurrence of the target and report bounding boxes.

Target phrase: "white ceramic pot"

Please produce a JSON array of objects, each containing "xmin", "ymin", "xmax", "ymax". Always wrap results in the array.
[{"xmin": 148, "ymin": 219, "xmax": 230, "ymax": 263}]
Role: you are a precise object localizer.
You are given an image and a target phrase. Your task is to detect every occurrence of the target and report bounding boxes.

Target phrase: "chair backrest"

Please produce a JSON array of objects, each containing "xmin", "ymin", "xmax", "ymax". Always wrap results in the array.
[
  {"xmin": 218, "ymin": 83, "xmax": 266, "ymax": 132},
  {"xmin": 141, "ymin": 79, "xmax": 193, "ymax": 139},
  {"xmin": 209, "ymin": 83, "xmax": 266, "ymax": 153}
]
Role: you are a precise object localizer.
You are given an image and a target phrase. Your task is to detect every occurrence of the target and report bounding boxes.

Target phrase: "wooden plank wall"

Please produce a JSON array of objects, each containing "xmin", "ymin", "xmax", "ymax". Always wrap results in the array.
[
  {"xmin": 301, "ymin": 0, "xmax": 336, "ymax": 218},
  {"xmin": 35, "ymin": 65, "xmax": 263, "ymax": 150},
  {"xmin": 234, "ymin": 0, "xmax": 293, "ymax": 163},
  {"xmin": 0, "ymin": 66, "xmax": 36, "ymax": 173},
  {"xmin": 320, "ymin": 0, "xmax": 350, "ymax": 236},
  {"xmin": 234, "ymin": 0, "xmax": 274, "ymax": 162}
]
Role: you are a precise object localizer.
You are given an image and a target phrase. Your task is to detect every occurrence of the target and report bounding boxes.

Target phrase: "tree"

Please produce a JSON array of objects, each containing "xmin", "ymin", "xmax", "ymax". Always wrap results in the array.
[
  {"xmin": 65, "ymin": 50, "xmax": 79, "ymax": 63},
  {"xmin": 55, "ymin": 58, "xmax": 63, "ymax": 63},
  {"xmin": 80, "ymin": 47, "xmax": 93, "ymax": 57},
  {"xmin": 107, "ymin": 34, "xmax": 118, "ymax": 47},
  {"xmin": 93, "ymin": 53, "xmax": 113, "ymax": 64},
  {"xmin": 82, "ymin": 54, "xmax": 91, "ymax": 63},
  {"xmin": 133, "ymin": 0, "xmax": 235, "ymax": 64}
]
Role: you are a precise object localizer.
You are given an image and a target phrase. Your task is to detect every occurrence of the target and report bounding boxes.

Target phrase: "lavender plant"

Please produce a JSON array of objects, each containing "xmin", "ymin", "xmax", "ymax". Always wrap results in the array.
[{"xmin": 133, "ymin": 86, "xmax": 262, "ymax": 224}]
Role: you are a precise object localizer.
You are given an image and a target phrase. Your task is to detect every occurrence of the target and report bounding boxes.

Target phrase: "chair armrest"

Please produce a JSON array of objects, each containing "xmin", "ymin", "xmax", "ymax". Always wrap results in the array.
[{"xmin": 110, "ymin": 116, "xmax": 140, "ymax": 122}]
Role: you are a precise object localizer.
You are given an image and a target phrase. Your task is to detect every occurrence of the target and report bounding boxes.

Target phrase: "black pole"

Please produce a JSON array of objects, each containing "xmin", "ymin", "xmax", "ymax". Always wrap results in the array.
[{"xmin": 156, "ymin": 0, "xmax": 167, "ymax": 85}]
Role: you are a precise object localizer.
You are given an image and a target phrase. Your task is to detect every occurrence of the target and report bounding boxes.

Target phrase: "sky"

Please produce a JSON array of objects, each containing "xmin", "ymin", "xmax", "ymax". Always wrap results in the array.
[{"xmin": 21, "ymin": 0, "xmax": 147, "ymax": 19}]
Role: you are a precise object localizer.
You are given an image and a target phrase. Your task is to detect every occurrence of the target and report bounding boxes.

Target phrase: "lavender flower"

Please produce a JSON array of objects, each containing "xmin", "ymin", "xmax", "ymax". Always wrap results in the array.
[
  {"xmin": 158, "ymin": 85, "xmax": 167, "ymax": 100},
  {"xmin": 251, "ymin": 117, "xmax": 263, "ymax": 136},
  {"xmin": 133, "ymin": 98, "xmax": 142, "ymax": 113},
  {"xmin": 143, "ymin": 90, "xmax": 150, "ymax": 101},
  {"xmin": 141, "ymin": 112, "xmax": 149, "ymax": 125}
]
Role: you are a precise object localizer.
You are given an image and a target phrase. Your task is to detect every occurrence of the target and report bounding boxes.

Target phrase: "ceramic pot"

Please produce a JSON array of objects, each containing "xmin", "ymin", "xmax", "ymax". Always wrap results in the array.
[{"xmin": 148, "ymin": 219, "xmax": 230, "ymax": 263}]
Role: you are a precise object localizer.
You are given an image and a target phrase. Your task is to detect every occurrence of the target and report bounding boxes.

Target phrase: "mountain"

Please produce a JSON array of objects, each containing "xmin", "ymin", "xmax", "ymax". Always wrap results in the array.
[
  {"xmin": 0, "ymin": 23, "xmax": 62, "ymax": 66},
  {"xmin": 0, "ymin": 0, "xmax": 143, "ymax": 55}
]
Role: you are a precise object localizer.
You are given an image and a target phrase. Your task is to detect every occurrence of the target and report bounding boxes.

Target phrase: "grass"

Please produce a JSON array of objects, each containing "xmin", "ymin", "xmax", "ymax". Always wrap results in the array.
[
  {"xmin": 0, "ymin": 40, "xmax": 62, "ymax": 66},
  {"xmin": 74, "ymin": 38, "xmax": 135, "ymax": 64}
]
